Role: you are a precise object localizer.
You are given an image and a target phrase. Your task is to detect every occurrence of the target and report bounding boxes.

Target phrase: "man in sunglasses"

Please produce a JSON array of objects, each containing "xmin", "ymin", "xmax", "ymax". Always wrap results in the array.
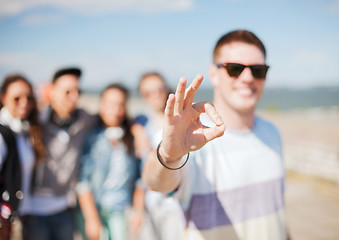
[{"xmin": 143, "ymin": 30, "xmax": 289, "ymax": 240}]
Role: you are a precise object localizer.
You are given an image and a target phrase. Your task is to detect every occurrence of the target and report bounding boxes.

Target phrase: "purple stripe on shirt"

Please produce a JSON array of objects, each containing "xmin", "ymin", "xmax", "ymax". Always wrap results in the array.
[{"xmin": 184, "ymin": 178, "xmax": 284, "ymax": 230}]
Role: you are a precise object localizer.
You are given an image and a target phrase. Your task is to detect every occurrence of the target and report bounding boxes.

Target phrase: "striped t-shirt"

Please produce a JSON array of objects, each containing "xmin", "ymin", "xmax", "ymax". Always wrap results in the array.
[{"xmin": 175, "ymin": 115, "xmax": 287, "ymax": 240}]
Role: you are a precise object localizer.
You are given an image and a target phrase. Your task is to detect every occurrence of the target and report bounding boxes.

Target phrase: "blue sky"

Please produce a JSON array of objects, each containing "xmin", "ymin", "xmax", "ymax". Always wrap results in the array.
[{"xmin": 0, "ymin": 0, "xmax": 339, "ymax": 91}]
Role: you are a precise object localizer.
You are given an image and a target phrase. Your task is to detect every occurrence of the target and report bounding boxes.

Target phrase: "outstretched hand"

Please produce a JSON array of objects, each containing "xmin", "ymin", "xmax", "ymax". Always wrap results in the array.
[{"xmin": 159, "ymin": 74, "xmax": 226, "ymax": 163}]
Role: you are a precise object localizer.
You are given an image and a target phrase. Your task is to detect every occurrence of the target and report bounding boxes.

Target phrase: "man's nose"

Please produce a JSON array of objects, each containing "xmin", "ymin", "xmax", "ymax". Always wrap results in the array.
[{"xmin": 238, "ymin": 67, "xmax": 254, "ymax": 83}]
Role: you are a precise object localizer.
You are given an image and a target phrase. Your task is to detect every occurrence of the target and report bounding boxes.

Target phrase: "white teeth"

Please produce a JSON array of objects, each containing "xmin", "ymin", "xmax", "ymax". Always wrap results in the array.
[{"xmin": 238, "ymin": 88, "xmax": 252, "ymax": 95}]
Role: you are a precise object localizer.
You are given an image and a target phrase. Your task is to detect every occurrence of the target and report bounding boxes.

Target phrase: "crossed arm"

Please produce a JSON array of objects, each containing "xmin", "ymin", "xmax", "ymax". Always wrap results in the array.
[{"xmin": 142, "ymin": 74, "xmax": 226, "ymax": 193}]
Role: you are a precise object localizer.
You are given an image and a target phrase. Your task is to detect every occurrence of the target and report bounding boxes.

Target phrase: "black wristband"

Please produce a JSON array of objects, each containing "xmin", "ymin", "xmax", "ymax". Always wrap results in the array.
[{"xmin": 156, "ymin": 141, "xmax": 190, "ymax": 170}]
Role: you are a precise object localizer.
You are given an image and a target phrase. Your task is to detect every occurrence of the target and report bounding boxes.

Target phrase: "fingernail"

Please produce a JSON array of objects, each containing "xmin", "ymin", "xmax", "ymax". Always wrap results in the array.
[{"xmin": 216, "ymin": 117, "xmax": 223, "ymax": 125}]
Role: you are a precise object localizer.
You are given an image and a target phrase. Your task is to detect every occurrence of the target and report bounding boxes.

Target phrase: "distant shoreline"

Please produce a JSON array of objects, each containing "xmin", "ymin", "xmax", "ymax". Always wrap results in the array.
[{"xmin": 79, "ymin": 85, "xmax": 339, "ymax": 113}]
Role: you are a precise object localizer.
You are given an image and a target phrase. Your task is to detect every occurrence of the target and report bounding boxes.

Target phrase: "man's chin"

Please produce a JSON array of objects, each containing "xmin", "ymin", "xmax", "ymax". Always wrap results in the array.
[{"xmin": 234, "ymin": 101, "xmax": 257, "ymax": 114}]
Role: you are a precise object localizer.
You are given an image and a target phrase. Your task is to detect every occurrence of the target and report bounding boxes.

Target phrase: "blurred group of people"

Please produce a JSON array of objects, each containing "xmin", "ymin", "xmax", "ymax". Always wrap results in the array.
[
  {"xmin": 0, "ymin": 65, "xmax": 184, "ymax": 240},
  {"xmin": 1, "ymin": 29, "xmax": 290, "ymax": 240}
]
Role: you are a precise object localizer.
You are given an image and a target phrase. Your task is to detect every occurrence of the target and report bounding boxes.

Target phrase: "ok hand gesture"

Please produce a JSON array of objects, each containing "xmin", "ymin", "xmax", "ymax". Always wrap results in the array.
[{"xmin": 159, "ymin": 74, "xmax": 226, "ymax": 165}]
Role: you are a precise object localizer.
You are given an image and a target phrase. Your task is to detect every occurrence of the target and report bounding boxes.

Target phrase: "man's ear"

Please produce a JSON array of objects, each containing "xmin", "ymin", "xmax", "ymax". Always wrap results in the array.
[
  {"xmin": 209, "ymin": 64, "xmax": 219, "ymax": 87},
  {"xmin": 49, "ymin": 85, "xmax": 56, "ymax": 102}
]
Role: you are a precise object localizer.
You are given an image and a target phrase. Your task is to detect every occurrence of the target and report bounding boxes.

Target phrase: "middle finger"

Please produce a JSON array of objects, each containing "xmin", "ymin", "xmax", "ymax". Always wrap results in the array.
[{"xmin": 174, "ymin": 77, "xmax": 187, "ymax": 115}]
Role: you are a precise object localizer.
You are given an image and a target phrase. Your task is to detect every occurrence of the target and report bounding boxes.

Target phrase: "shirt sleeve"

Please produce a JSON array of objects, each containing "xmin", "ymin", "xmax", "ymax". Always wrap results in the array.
[
  {"xmin": 76, "ymin": 134, "xmax": 95, "ymax": 194},
  {"xmin": 134, "ymin": 115, "xmax": 148, "ymax": 126}
]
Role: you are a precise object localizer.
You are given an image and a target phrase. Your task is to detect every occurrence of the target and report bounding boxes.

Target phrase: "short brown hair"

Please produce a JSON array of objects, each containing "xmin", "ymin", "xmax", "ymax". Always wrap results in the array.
[{"xmin": 213, "ymin": 29, "xmax": 266, "ymax": 62}]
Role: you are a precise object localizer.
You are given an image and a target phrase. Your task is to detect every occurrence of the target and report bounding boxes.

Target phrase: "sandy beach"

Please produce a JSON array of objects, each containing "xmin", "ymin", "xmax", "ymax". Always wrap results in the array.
[{"xmin": 258, "ymin": 108, "xmax": 339, "ymax": 240}]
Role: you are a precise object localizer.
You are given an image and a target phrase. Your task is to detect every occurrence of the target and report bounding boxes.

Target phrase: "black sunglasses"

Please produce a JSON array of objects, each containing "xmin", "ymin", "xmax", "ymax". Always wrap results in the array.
[{"xmin": 216, "ymin": 63, "xmax": 269, "ymax": 79}]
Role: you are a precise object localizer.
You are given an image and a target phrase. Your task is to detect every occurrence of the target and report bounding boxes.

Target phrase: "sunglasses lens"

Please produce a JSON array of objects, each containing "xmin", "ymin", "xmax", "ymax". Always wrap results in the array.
[
  {"xmin": 218, "ymin": 63, "xmax": 269, "ymax": 79},
  {"xmin": 225, "ymin": 63, "xmax": 245, "ymax": 77},
  {"xmin": 251, "ymin": 65, "xmax": 269, "ymax": 78}
]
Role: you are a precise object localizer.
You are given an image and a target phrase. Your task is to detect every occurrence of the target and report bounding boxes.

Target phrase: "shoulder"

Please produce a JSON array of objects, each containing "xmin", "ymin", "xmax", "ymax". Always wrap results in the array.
[
  {"xmin": 134, "ymin": 114, "xmax": 148, "ymax": 126},
  {"xmin": 86, "ymin": 118, "xmax": 104, "ymax": 137},
  {"xmin": 0, "ymin": 124, "xmax": 16, "ymax": 170},
  {"xmin": 77, "ymin": 109, "xmax": 99, "ymax": 127},
  {"xmin": 77, "ymin": 108, "xmax": 94, "ymax": 120},
  {"xmin": 39, "ymin": 106, "xmax": 52, "ymax": 124},
  {"xmin": 254, "ymin": 116, "xmax": 282, "ymax": 154},
  {"xmin": 255, "ymin": 116, "xmax": 281, "ymax": 138},
  {"xmin": 0, "ymin": 124, "xmax": 16, "ymax": 143},
  {"xmin": 0, "ymin": 131, "xmax": 8, "ymax": 165}
]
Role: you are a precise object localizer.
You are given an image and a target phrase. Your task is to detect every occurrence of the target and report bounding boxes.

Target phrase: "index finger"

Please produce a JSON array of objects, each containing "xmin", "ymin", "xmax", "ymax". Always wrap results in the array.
[{"xmin": 184, "ymin": 74, "xmax": 203, "ymax": 108}]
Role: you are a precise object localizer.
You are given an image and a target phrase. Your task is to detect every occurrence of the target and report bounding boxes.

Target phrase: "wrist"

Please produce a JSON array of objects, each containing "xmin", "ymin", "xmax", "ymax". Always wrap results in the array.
[
  {"xmin": 158, "ymin": 143, "xmax": 182, "ymax": 163},
  {"xmin": 133, "ymin": 208, "xmax": 145, "ymax": 215},
  {"xmin": 83, "ymin": 211, "xmax": 101, "ymax": 222},
  {"xmin": 85, "ymin": 216, "xmax": 101, "ymax": 225},
  {"xmin": 157, "ymin": 141, "xmax": 189, "ymax": 170}
]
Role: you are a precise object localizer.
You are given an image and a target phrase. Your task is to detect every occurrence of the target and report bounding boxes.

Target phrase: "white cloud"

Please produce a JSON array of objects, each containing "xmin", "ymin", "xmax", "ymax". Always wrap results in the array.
[{"xmin": 0, "ymin": 0, "xmax": 194, "ymax": 17}]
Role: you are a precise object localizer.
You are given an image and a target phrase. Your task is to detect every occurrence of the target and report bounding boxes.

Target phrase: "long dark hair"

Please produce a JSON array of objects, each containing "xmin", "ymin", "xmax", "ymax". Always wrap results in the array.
[
  {"xmin": 101, "ymin": 83, "xmax": 134, "ymax": 155},
  {"xmin": 0, "ymin": 74, "xmax": 45, "ymax": 164}
]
